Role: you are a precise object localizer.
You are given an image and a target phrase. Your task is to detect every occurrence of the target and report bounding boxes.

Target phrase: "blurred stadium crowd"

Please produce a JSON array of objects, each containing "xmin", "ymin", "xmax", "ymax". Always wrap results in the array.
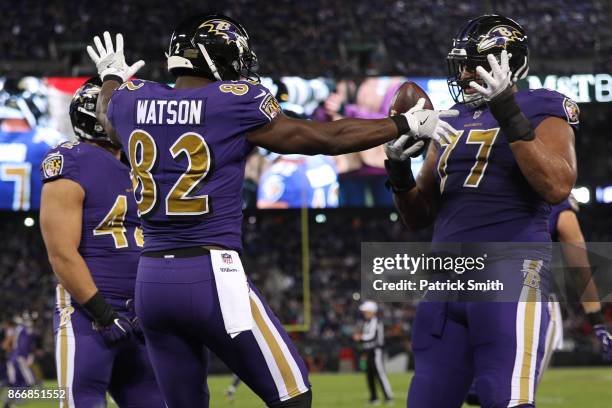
[
  {"xmin": 2, "ymin": 0, "xmax": 611, "ymax": 79},
  {"xmin": 2, "ymin": 208, "xmax": 611, "ymax": 376}
]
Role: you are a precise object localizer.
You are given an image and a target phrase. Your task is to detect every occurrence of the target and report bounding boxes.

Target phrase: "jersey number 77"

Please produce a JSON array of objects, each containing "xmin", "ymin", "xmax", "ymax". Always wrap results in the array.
[{"xmin": 128, "ymin": 130, "xmax": 211, "ymax": 216}]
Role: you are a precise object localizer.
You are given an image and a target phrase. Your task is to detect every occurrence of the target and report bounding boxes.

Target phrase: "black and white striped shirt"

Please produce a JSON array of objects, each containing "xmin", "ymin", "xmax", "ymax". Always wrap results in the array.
[{"xmin": 361, "ymin": 317, "xmax": 384, "ymax": 350}]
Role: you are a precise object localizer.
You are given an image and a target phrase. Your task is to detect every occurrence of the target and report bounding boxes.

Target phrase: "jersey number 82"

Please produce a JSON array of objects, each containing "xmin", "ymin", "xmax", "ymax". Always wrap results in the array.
[{"xmin": 128, "ymin": 130, "xmax": 211, "ymax": 216}]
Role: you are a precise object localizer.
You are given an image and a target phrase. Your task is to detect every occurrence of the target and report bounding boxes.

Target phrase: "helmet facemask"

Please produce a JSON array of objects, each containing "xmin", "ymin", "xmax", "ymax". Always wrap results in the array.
[
  {"xmin": 447, "ymin": 15, "xmax": 529, "ymax": 109},
  {"xmin": 447, "ymin": 53, "xmax": 488, "ymax": 109},
  {"xmin": 69, "ymin": 78, "xmax": 119, "ymax": 147}
]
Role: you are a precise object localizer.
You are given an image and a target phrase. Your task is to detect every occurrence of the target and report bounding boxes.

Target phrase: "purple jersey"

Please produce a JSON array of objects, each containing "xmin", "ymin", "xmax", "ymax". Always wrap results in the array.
[
  {"xmin": 41, "ymin": 141, "xmax": 142, "ymax": 299},
  {"xmin": 13, "ymin": 324, "xmax": 33, "ymax": 357},
  {"xmin": 433, "ymin": 89, "xmax": 579, "ymax": 242},
  {"xmin": 107, "ymin": 80, "xmax": 280, "ymax": 252}
]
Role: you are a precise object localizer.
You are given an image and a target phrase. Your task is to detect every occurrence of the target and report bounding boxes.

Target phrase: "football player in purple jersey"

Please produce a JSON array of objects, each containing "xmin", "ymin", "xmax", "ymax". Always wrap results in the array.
[
  {"xmin": 383, "ymin": 14, "xmax": 610, "ymax": 407},
  {"xmin": 5, "ymin": 313, "xmax": 36, "ymax": 390},
  {"xmin": 84, "ymin": 13, "xmax": 458, "ymax": 408},
  {"xmin": 40, "ymin": 78, "xmax": 165, "ymax": 407},
  {"xmin": 546, "ymin": 197, "xmax": 612, "ymax": 360},
  {"xmin": 465, "ymin": 195, "xmax": 612, "ymax": 406}
]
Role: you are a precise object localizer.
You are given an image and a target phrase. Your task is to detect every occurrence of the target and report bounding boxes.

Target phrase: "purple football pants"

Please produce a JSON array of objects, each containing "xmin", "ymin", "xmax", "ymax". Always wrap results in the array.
[
  {"xmin": 6, "ymin": 355, "xmax": 35, "ymax": 387},
  {"xmin": 407, "ymin": 259, "xmax": 550, "ymax": 408},
  {"xmin": 136, "ymin": 254, "xmax": 310, "ymax": 408},
  {"xmin": 53, "ymin": 285, "xmax": 164, "ymax": 408}
]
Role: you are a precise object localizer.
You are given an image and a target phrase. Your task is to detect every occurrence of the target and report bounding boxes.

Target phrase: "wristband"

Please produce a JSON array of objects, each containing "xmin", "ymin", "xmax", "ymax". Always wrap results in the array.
[
  {"xmin": 384, "ymin": 159, "xmax": 416, "ymax": 193},
  {"xmin": 82, "ymin": 291, "xmax": 116, "ymax": 326},
  {"xmin": 390, "ymin": 115, "xmax": 411, "ymax": 138},
  {"xmin": 102, "ymin": 74, "xmax": 123, "ymax": 84},
  {"xmin": 587, "ymin": 311, "xmax": 604, "ymax": 326},
  {"xmin": 487, "ymin": 87, "xmax": 535, "ymax": 143}
]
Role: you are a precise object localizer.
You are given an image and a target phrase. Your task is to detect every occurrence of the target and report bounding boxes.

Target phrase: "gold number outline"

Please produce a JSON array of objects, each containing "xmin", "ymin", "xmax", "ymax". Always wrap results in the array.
[
  {"xmin": 463, "ymin": 128, "xmax": 500, "ymax": 188},
  {"xmin": 165, "ymin": 132, "xmax": 212, "ymax": 215},
  {"xmin": 118, "ymin": 80, "xmax": 145, "ymax": 91},
  {"xmin": 134, "ymin": 227, "xmax": 144, "ymax": 247},
  {"xmin": 437, "ymin": 131, "xmax": 463, "ymax": 193},
  {"xmin": 93, "ymin": 195, "xmax": 128, "ymax": 248},
  {"xmin": 219, "ymin": 83, "xmax": 249, "ymax": 96},
  {"xmin": 0, "ymin": 162, "xmax": 31, "ymax": 211},
  {"xmin": 437, "ymin": 128, "xmax": 500, "ymax": 192},
  {"xmin": 128, "ymin": 130, "xmax": 159, "ymax": 216}
]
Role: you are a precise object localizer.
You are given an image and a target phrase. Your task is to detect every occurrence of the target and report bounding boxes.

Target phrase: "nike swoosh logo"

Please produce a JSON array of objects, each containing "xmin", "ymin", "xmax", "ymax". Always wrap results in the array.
[
  {"xmin": 254, "ymin": 90, "xmax": 267, "ymax": 99},
  {"xmin": 419, "ymin": 116, "xmax": 430, "ymax": 126}
]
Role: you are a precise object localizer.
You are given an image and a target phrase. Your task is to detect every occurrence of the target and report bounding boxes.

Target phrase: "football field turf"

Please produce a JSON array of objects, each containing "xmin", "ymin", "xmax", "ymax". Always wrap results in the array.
[{"xmin": 10, "ymin": 367, "xmax": 612, "ymax": 407}]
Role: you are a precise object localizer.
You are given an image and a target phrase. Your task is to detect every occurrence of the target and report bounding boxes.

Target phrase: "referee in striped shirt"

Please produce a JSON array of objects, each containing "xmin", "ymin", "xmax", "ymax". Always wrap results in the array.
[{"xmin": 353, "ymin": 301, "xmax": 393, "ymax": 405}]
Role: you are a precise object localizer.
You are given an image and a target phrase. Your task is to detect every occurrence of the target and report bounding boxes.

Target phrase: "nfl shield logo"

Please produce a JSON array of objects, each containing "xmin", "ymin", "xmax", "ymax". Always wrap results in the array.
[{"xmin": 222, "ymin": 253, "xmax": 233, "ymax": 264}]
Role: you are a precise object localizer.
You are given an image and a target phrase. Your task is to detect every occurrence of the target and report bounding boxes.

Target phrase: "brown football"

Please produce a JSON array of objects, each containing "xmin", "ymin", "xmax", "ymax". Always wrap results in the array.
[{"xmin": 388, "ymin": 81, "xmax": 434, "ymax": 115}]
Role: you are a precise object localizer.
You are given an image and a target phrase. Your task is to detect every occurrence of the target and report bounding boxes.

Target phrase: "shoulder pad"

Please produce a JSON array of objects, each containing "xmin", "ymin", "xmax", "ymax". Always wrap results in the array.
[{"xmin": 519, "ymin": 88, "xmax": 580, "ymax": 129}]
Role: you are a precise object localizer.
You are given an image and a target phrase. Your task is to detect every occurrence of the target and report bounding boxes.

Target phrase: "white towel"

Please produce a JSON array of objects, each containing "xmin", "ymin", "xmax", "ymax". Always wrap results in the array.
[{"xmin": 210, "ymin": 250, "xmax": 252, "ymax": 338}]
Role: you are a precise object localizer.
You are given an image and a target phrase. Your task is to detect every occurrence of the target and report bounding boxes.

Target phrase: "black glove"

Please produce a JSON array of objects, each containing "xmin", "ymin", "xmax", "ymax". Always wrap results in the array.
[{"xmin": 83, "ymin": 291, "xmax": 132, "ymax": 346}]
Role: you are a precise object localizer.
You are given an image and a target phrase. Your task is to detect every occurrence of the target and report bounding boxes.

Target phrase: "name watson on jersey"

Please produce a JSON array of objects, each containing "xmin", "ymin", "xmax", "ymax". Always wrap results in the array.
[
  {"xmin": 136, "ymin": 99, "xmax": 204, "ymax": 125},
  {"xmin": 373, "ymin": 279, "xmax": 504, "ymax": 292}
]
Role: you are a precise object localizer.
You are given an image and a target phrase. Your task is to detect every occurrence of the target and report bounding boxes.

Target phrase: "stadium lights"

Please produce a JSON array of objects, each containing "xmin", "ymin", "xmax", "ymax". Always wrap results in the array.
[
  {"xmin": 595, "ymin": 186, "xmax": 612, "ymax": 203},
  {"xmin": 572, "ymin": 186, "xmax": 590, "ymax": 204},
  {"xmin": 24, "ymin": 217, "xmax": 34, "ymax": 227},
  {"xmin": 315, "ymin": 214, "xmax": 326, "ymax": 223},
  {"xmin": 389, "ymin": 212, "xmax": 399, "ymax": 222}
]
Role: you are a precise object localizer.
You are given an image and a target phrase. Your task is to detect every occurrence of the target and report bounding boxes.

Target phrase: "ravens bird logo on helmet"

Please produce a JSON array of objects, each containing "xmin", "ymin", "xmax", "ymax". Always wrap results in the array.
[
  {"xmin": 199, "ymin": 19, "xmax": 243, "ymax": 44},
  {"xmin": 167, "ymin": 13, "xmax": 259, "ymax": 82},
  {"xmin": 476, "ymin": 25, "xmax": 526, "ymax": 53}
]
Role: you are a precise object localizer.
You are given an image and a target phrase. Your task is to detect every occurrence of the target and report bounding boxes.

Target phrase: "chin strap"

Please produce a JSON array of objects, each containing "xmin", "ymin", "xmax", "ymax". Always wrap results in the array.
[{"xmin": 197, "ymin": 43, "xmax": 222, "ymax": 81}]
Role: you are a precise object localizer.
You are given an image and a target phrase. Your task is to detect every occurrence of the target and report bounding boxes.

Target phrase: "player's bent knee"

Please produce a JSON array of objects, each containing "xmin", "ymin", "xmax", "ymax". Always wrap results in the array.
[
  {"xmin": 269, "ymin": 389, "xmax": 312, "ymax": 408},
  {"xmin": 475, "ymin": 377, "xmax": 536, "ymax": 408}
]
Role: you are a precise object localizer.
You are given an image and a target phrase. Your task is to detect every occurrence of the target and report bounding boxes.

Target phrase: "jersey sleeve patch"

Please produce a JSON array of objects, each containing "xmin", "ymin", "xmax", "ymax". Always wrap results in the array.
[
  {"xmin": 563, "ymin": 98, "xmax": 580, "ymax": 125},
  {"xmin": 259, "ymin": 93, "xmax": 281, "ymax": 121},
  {"xmin": 222, "ymin": 82, "xmax": 281, "ymax": 131},
  {"xmin": 40, "ymin": 145, "xmax": 80, "ymax": 184},
  {"xmin": 521, "ymin": 89, "xmax": 579, "ymax": 131},
  {"xmin": 41, "ymin": 153, "xmax": 64, "ymax": 180}
]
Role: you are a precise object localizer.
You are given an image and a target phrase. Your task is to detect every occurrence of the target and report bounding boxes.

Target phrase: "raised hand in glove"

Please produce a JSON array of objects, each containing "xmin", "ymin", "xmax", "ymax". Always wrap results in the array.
[
  {"xmin": 86, "ymin": 31, "xmax": 145, "ymax": 83},
  {"xmin": 468, "ymin": 50, "xmax": 512, "ymax": 102}
]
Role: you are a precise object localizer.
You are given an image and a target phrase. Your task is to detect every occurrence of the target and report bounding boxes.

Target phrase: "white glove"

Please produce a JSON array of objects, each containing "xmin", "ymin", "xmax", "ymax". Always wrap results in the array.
[
  {"xmin": 86, "ymin": 32, "xmax": 145, "ymax": 82},
  {"xmin": 400, "ymin": 98, "xmax": 459, "ymax": 144},
  {"xmin": 469, "ymin": 50, "xmax": 512, "ymax": 101},
  {"xmin": 384, "ymin": 134, "xmax": 426, "ymax": 161}
]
